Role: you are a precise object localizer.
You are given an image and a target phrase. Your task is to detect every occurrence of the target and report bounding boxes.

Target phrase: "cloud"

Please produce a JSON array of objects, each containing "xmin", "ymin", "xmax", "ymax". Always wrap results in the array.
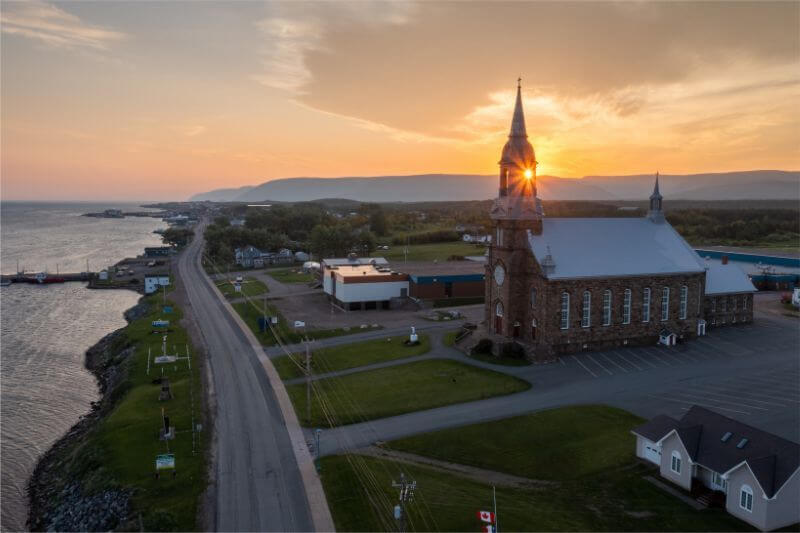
[
  {"xmin": 184, "ymin": 125, "xmax": 207, "ymax": 137},
  {"xmin": 253, "ymin": 1, "xmax": 416, "ymax": 92},
  {"xmin": 0, "ymin": 0, "xmax": 125, "ymax": 50}
]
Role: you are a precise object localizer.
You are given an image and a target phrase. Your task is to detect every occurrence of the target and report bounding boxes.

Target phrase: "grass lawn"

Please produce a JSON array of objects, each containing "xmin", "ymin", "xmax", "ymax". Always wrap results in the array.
[
  {"xmin": 287, "ymin": 359, "xmax": 530, "ymax": 427},
  {"xmin": 232, "ymin": 301, "xmax": 381, "ymax": 346},
  {"xmin": 267, "ymin": 267, "xmax": 316, "ymax": 283},
  {"xmin": 442, "ymin": 329, "xmax": 460, "ymax": 346},
  {"xmin": 378, "ymin": 242, "xmax": 485, "ymax": 262},
  {"xmin": 214, "ymin": 277, "xmax": 268, "ymax": 299},
  {"xmin": 81, "ymin": 291, "xmax": 207, "ymax": 531},
  {"xmin": 271, "ymin": 335, "xmax": 431, "ymax": 380},
  {"xmin": 320, "ymin": 405, "xmax": 750, "ymax": 531}
]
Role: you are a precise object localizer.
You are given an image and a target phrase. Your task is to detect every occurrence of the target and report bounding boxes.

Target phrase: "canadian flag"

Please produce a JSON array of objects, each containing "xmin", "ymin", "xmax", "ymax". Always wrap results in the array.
[{"xmin": 477, "ymin": 511, "xmax": 495, "ymax": 523}]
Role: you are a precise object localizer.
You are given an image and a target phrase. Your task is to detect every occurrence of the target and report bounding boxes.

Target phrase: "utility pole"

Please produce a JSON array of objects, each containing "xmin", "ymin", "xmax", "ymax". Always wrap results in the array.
[
  {"xmin": 493, "ymin": 485, "xmax": 499, "ymax": 533},
  {"xmin": 305, "ymin": 340, "xmax": 312, "ymax": 425},
  {"xmin": 391, "ymin": 472, "xmax": 416, "ymax": 532}
]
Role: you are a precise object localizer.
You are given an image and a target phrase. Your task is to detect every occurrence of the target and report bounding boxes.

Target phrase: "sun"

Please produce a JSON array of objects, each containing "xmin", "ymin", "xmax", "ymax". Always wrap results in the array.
[{"xmin": 523, "ymin": 168, "xmax": 533, "ymax": 179}]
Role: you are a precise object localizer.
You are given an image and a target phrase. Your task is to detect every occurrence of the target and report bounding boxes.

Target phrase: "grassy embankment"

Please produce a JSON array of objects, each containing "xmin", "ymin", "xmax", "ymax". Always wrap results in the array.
[
  {"xmin": 232, "ymin": 300, "xmax": 381, "ymax": 346},
  {"xmin": 321, "ymin": 406, "xmax": 750, "ymax": 532},
  {"xmin": 271, "ymin": 335, "xmax": 431, "ymax": 380},
  {"xmin": 214, "ymin": 277, "xmax": 268, "ymax": 299},
  {"xmin": 83, "ymin": 292, "xmax": 207, "ymax": 530},
  {"xmin": 266, "ymin": 267, "xmax": 316, "ymax": 283},
  {"xmin": 286, "ymin": 359, "xmax": 530, "ymax": 427},
  {"xmin": 378, "ymin": 242, "xmax": 485, "ymax": 262}
]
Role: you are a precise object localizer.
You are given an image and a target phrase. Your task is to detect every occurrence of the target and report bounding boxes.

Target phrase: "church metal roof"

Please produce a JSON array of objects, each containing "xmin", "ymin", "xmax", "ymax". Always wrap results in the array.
[
  {"xmin": 527, "ymin": 217, "xmax": 707, "ymax": 279},
  {"xmin": 703, "ymin": 261, "xmax": 757, "ymax": 295}
]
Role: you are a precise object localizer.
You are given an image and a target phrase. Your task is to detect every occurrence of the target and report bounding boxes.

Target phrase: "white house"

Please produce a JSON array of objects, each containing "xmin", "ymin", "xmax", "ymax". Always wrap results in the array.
[
  {"xmin": 633, "ymin": 406, "xmax": 799, "ymax": 531},
  {"xmin": 144, "ymin": 275, "xmax": 170, "ymax": 294}
]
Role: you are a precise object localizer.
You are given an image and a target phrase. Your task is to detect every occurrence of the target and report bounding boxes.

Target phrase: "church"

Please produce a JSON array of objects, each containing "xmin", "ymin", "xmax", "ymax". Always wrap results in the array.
[{"xmin": 483, "ymin": 82, "xmax": 755, "ymax": 360}]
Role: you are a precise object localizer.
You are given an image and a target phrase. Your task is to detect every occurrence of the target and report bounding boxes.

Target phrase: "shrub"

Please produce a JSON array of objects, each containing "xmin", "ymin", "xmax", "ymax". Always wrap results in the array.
[
  {"xmin": 500, "ymin": 342, "xmax": 525, "ymax": 359},
  {"xmin": 472, "ymin": 338, "xmax": 493, "ymax": 355}
]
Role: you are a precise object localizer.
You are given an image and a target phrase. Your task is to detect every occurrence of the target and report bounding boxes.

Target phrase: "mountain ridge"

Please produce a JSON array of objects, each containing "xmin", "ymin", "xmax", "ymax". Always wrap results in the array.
[{"xmin": 190, "ymin": 170, "xmax": 799, "ymax": 203}]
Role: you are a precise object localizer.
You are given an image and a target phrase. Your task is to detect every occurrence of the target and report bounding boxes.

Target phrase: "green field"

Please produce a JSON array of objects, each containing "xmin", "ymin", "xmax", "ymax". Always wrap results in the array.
[
  {"xmin": 83, "ymin": 293, "xmax": 207, "ymax": 530},
  {"xmin": 267, "ymin": 267, "xmax": 316, "ymax": 283},
  {"xmin": 287, "ymin": 359, "xmax": 530, "ymax": 427},
  {"xmin": 378, "ymin": 242, "xmax": 485, "ymax": 262},
  {"xmin": 232, "ymin": 301, "xmax": 381, "ymax": 346},
  {"xmin": 320, "ymin": 406, "xmax": 750, "ymax": 531},
  {"xmin": 272, "ymin": 335, "xmax": 431, "ymax": 380},
  {"xmin": 215, "ymin": 277, "xmax": 268, "ymax": 299}
]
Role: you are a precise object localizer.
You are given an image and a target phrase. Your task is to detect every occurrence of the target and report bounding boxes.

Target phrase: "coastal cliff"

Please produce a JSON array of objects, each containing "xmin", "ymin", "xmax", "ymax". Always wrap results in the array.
[{"xmin": 27, "ymin": 301, "xmax": 149, "ymax": 531}]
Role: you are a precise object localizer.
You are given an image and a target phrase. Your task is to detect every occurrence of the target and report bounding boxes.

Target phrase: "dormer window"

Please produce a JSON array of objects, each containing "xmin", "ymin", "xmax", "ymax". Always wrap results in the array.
[
  {"xmin": 736, "ymin": 438, "xmax": 749, "ymax": 449},
  {"xmin": 721, "ymin": 431, "xmax": 732, "ymax": 442}
]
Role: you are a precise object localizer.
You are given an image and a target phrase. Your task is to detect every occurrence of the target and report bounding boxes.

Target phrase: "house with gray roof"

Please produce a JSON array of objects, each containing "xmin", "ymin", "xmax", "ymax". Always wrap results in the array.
[{"xmin": 633, "ymin": 406, "xmax": 799, "ymax": 531}]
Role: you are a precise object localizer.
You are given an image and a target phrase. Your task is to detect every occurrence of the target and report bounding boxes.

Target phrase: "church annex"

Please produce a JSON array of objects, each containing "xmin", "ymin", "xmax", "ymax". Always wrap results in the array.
[{"xmin": 484, "ymin": 82, "xmax": 755, "ymax": 360}]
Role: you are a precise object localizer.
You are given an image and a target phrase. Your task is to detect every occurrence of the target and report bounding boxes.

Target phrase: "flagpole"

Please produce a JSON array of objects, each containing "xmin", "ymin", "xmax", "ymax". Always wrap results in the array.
[{"xmin": 493, "ymin": 485, "xmax": 498, "ymax": 533}]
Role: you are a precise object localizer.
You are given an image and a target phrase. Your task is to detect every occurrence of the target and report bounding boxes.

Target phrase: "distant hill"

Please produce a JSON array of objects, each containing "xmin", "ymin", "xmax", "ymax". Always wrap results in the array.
[{"xmin": 190, "ymin": 170, "xmax": 799, "ymax": 203}]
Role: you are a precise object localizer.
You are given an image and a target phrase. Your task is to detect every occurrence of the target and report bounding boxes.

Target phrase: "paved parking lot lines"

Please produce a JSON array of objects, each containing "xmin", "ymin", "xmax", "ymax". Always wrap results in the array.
[
  {"xmin": 668, "ymin": 391, "xmax": 770, "ymax": 411},
  {"xmin": 734, "ymin": 376, "xmax": 800, "ymax": 392},
  {"xmin": 611, "ymin": 350, "xmax": 643, "ymax": 371},
  {"xmin": 585, "ymin": 353, "xmax": 613, "ymax": 375},
  {"xmin": 706, "ymin": 386, "xmax": 800, "ymax": 404},
  {"xmin": 695, "ymin": 337, "xmax": 746, "ymax": 357},
  {"xmin": 641, "ymin": 347, "xmax": 682, "ymax": 365},
  {"xmin": 648, "ymin": 394, "xmax": 751, "ymax": 415},
  {"xmin": 622, "ymin": 349, "xmax": 661, "ymax": 369},
  {"xmin": 697, "ymin": 389, "xmax": 787, "ymax": 408},
  {"xmin": 636, "ymin": 347, "xmax": 671, "ymax": 367},
  {"xmin": 571, "ymin": 355, "xmax": 598, "ymax": 378},
  {"xmin": 599, "ymin": 352, "xmax": 629, "ymax": 373}
]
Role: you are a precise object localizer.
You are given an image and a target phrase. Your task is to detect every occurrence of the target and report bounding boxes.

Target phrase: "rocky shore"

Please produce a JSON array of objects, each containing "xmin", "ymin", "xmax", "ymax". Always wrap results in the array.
[{"xmin": 27, "ymin": 300, "xmax": 150, "ymax": 532}]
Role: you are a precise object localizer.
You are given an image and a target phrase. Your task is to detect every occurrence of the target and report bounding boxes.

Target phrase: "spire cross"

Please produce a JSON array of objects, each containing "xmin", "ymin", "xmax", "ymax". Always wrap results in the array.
[{"xmin": 517, "ymin": 77, "xmax": 522, "ymax": 88}]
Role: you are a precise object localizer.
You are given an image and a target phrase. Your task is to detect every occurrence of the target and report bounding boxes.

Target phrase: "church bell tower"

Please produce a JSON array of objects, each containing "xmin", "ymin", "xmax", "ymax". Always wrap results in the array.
[{"xmin": 485, "ymin": 80, "xmax": 544, "ymax": 340}]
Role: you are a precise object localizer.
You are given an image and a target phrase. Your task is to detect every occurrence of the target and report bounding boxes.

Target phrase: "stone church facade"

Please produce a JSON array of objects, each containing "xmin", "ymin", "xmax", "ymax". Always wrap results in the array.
[{"xmin": 483, "ymin": 82, "xmax": 754, "ymax": 360}]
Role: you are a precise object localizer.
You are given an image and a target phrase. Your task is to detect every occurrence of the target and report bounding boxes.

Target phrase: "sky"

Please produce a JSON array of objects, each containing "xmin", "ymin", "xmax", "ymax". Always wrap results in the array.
[{"xmin": 1, "ymin": 1, "xmax": 798, "ymax": 201}]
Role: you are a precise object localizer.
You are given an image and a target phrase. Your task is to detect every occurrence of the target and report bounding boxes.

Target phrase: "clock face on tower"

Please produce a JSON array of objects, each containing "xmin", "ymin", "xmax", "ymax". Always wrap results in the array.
[{"xmin": 494, "ymin": 264, "xmax": 505, "ymax": 287}]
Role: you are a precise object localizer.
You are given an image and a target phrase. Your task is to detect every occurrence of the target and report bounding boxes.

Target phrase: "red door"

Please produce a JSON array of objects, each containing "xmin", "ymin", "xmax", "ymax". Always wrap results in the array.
[{"xmin": 494, "ymin": 315, "xmax": 503, "ymax": 334}]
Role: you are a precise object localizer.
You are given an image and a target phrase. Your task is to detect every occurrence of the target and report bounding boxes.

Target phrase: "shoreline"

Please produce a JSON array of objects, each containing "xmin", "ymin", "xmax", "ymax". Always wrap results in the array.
[{"xmin": 26, "ymin": 294, "xmax": 149, "ymax": 531}]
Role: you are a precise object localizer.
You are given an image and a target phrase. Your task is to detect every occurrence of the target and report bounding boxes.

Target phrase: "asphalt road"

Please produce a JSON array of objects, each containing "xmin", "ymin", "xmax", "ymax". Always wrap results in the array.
[
  {"xmin": 177, "ymin": 224, "xmax": 314, "ymax": 532},
  {"xmin": 315, "ymin": 311, "xmax": 800, "ymax": 455}
]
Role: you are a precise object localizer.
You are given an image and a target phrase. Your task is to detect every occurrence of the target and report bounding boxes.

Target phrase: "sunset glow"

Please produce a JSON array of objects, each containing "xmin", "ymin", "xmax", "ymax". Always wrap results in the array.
[{"xmin": 1, "ymin": 1, "xmax": 798, "ymax": 201}]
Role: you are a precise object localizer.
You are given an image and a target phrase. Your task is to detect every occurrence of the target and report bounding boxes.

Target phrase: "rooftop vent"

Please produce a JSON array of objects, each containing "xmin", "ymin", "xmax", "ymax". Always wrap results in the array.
[
  {"xmin": 736, "ymin": 438, "xmax": 749, "ymax": 449},
  {"xmin": 721, "ymin": 432, "xmax": 733, "ymax": 442}
]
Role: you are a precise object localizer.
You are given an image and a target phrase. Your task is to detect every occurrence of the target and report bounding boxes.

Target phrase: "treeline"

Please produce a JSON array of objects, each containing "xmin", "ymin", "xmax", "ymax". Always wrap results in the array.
[{"xmin": 667, "ymin": 209, "xmax": 799, "ymax": 246}]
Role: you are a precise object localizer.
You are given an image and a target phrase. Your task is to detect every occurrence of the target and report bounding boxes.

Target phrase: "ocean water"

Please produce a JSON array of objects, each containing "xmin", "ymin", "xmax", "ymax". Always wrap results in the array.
[{"xmin": 0, "ymin": 202, "xmax": 164, "ymax": 531}]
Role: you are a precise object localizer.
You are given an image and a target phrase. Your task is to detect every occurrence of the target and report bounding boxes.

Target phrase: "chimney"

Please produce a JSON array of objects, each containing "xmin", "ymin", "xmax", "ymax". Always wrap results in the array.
[{"xmin": 722, "ymin": 255, "xmax": 729, "ymax": 265}]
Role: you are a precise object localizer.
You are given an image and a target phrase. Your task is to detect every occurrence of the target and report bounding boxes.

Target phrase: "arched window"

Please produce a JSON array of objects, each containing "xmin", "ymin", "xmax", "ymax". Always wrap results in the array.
[
  {"xmin": 531, "ymin": 318, "xmax": 537, "ymax": 340},
  {"xmin": 739, "ymin": 484, "xmax": 753, "ymax": 512},
  {"xmin": 582, "ymin": 291, "xmax": 591, "ymax": 328},
  {"xmin": 560, "ymin": 292, "xmax": 570, "ymax": 330},
  {"xmin": 496, "ymin": 227, "xmax": 503, "ymax": 247},
  {"xmin": 494, "ymin": 301, "xmax": 504, "ymax": 335},
  {"xmin": 499, "ymin": 168, "xmax": 508, "ymax": 197},
  {"xmin": 642, "ymin": 288, "xmax": 651, "ymax": 323},
  {"xmin": 623, "ymin": 289, "xmax": 632, "ymax": 324},
  {"xmin": 670, "ymin": 451, "xmax": 682, "ymax": 474},
  {"xmin": 603, "ymin": 290, "xmax": 612, "ymax": 326},
  {"xmin": 679, "ymin": 286, "xmax": 688, "ymax": 319},
  {"xmin": 530, "ymin": 288, "xmax": 537, "ymax": 308},
  {"xmin": 661, "ymin": 287, "xmax": 670, "ymax": 321}
]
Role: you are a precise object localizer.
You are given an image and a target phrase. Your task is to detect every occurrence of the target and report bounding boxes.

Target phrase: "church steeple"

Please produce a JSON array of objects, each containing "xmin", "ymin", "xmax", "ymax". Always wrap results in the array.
[
  {"xmin": 509, "ymin": 78, "xmax": 527, "ymax": 138},
  {"xmin": 648, "ymin": 172, "xmax": 665, "ymax": 223}
]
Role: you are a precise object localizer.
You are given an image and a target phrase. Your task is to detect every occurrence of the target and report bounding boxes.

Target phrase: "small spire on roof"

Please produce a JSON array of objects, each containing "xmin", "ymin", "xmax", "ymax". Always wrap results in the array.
[{"xmin": 648, "ymin": 172, "xmax": 665, "ymax": 223}]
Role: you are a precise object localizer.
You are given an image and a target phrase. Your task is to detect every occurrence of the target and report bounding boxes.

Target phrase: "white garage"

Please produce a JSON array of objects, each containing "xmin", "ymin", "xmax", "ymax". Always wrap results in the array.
[{"xmin": 636, "ymin": 435, "xmax": 662, "ymax": 465}]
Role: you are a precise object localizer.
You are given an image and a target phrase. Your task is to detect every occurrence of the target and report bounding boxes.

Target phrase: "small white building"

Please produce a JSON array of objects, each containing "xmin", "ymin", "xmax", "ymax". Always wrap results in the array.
[
  {"xmin": 144, "ymin": 275, "xmax": 170, "ymax": 294},
  {"xmin": 98, "ymin": 270, "xmax": 109, "ymax": 281},
  {"xmin": 322, "ymin": 256, "xmax": 406, "ymax": 310}
]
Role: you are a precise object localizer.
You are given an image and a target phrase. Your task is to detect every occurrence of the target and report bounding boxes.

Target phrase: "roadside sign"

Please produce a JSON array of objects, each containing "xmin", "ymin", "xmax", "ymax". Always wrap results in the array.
[
  {"xmin": 155, "ymin": 453, "xmax": 175, "ymax": 470},
  {"xmin": 234, "ymin": 282, "xmax": 242, "ymax": 292},
  {"xmin": 154, "ymin": 355, "xmax": 177, "ymax": 364},
  {"xmin": 163, "ymin": 306, "xmax": 173, "ymax": 314},
  {"xmin": 152, "ymin": 320, "xmax": 170, "ymax": 327}
]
